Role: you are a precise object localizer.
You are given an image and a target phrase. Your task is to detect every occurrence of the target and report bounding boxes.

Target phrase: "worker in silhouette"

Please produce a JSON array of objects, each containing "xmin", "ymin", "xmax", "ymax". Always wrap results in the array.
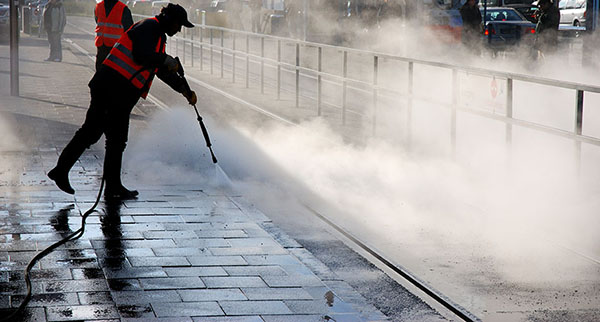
[
  {"xmin": 48, "ymin": 4, "xmax": 198, "ymax": 200},
  {"xmin": 460, "ymin": 0, "xmax": 482, "ymax": 52},
  {"xmin": 534, "ymin": 0, "xmax": 560, "ymax": 57}
]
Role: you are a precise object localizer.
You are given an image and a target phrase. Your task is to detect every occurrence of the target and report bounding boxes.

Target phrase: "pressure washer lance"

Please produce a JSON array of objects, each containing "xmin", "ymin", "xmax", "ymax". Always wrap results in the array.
[{"xmin": 175, "ymin": 57, "xmax": 218, "ymax": 164}]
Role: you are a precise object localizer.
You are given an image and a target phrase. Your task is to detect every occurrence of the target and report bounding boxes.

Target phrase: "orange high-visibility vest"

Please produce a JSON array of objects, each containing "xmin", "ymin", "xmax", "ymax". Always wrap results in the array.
[
  {"xmin": 102, "ymin": 18, "xmax": 165, "ymax": 99},
  {"xmin": 95, "ymin": 1, "xmax": 127, "ymax": 47}
]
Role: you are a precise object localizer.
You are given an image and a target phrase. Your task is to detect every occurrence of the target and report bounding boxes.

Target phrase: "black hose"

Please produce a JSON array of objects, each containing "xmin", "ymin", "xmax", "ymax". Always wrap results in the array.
[{"xmin": 0, "ymin": 178, "xmax": 105, "ymax": 321}]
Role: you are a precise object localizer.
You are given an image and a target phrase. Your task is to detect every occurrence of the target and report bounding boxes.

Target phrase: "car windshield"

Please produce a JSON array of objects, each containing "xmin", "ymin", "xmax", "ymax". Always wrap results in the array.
[
  {"xmin": 484, "ymin": 9, "xmax": 524, "ymax": 21},
  {"xmin": 0, "ymin": 0, "xmax": 9, "ymax": 5}
]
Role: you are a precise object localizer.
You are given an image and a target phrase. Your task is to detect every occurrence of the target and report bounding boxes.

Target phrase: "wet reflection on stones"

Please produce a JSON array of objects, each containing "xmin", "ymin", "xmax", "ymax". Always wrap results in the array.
[{"xmin": 100, "ymin": 200, "xmax": 125, "ymax": 270}]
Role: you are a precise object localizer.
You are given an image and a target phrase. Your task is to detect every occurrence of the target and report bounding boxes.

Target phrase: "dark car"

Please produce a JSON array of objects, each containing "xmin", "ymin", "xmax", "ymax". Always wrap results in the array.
[
  {"xmin": 481, "ymin": 0, "xmax": 538, "ymax": 22},
  {"xmin": 482, "ymin": 7, "xmax": 536, "ymax": 51}
]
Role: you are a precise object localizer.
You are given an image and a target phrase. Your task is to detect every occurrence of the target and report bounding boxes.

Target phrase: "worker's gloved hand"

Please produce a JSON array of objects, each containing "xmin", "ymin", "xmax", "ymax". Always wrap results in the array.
[
  {"xmin": 184, "ymin": 90, "xmax": 197, "ymax": 105},
  {"xmin": 163, "ymin": 55, "xmax": 180, "ymax": 73}
]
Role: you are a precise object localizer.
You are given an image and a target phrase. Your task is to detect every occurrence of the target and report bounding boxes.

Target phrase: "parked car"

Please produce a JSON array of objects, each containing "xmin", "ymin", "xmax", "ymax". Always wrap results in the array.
[
  {"xmin": 559, "ymin": 0, "xmax": 586, "ymax": 26},
  {"xmin": 482, "ymin": 7, "xmax": 536, "ymax": 50},
  {"xmin": 481, "ymin": 0, "xmax": 538, "ymax": 22}
]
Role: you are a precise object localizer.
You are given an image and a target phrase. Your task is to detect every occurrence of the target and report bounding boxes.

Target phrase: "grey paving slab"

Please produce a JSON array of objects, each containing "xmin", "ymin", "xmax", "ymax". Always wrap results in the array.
[
  {"xmin": 9, "ymin": 292, "xmax": 80, "ymax": 308},
  {"xmin": 43, "ymin": 279, "xmax": 109, "ymax": 293},
  {"xmin": 219, "ymin": 300, "xmax": 293, "ymax": 316},
  {"xmin": 210, "ymin": 246, "xmax": 289, "ymax": 256},
  {"xmin": 223, "ymin": 265, "xmax": 288, "ymax": 277},
  {"xmin": 164, "ymin": 266, "xmax": 228, "ymax": 277},
  {"xmin": 151, "ymin": 301, "xmax": 224, "ymax": 317},
  {"xmin": 173, "ymin": 238, "xmax": 231, "ymax": 248},
  {"xmin": 203, "ymin": 276, "xmax": 267, "ymax": 288},
  {"xmin": 152, "ymin": 247, "xmax": 211, "ymax": 257},
  {"xmin": 77, "ymin": 291, "xmax": 114, "ymax": 305},
  {"xmin": 194, "ymin": 317, "xmax": 264, "ymax": 322},
  {"xmin": 45, "ymin": 304, "xmax": 120, "ymax": 321},
  {"xmin": 187, "ymin": 255, "xmax": 248, "ymax": 266},
  {"xmin": 139, "ymin": 277, "xmax": 206, "ymax": 290},
  {"xmin": 117, "ymin": 303, "xmax": 155, "ymax": 319},
  {"xmin": 260, "ymin": 315, "xmax": 326, "ymax": 322},
  {"xmin": 128, "ymin": 256, "xmax": 191, "ymax": 267},
  {"xmin": 112, "ymin": 290, "xmax": 182, "ymax": 304},
  {"xmin": 241, "ymin": 288, "xmax": 314, "ymax": 301},
  {"xmin": 178, "ymin": 289, "xmax": 248, "ymax": 301}
]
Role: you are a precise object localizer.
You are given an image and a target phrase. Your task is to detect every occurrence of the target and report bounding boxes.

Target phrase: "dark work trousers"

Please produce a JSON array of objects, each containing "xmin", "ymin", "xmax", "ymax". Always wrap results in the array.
[
  {"xmin": 55, "ymin": 70, "xmax": 140, "ymax": 189},
  {"xmin": 96, "ymin": 45, "xmax": 112, "ymax": 71},
  {"xmin": 47, "ymin": 31, "xmax": 63, "ymax": 60}
]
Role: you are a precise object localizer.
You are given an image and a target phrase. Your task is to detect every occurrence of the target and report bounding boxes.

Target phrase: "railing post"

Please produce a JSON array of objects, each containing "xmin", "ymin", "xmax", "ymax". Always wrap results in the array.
[
  {"xmin": 317, "ymin": 46, "xmax": 322, "ymax": 116},
  {"xmin": 182, "ymin": 38, "xmax": 186, "ymax": 65},
  {"xmin": 506, "ymin": 78, "xmax": 513, "ymax": 146},
  {"xmin": 342, "ymin": 50, "xmax": 347, "ymax": 125},
  {"xmin": 295, "ymin": 42, "xmax": 300, "ymax": 108},
  {"xmin": 451, "ymin": 69, "xmax": 458, "ymax": 156},
  {"xmin": 210, "ymin": 29, "xmax": 214, "ymax": 75},
  {"xmin": 246, "ymin": 34, "xmax": 249, "ymax": 88},
  {"xmin": 261, "ymin": 36, "xmax": 265, "ymax": 94},
  {"xmin": 277, "ymin": 39, "xmax": 281, "ymax": 100},
  {"xmin": 373, "ymin": 55, "xmax": 378, "ymax": 135},
  {"xmin": 191, "ymin": 29, "xmax": 194, "ymax": 67},
  {"xmin": 407, "ymin": 61, "xmax": 414, "ymax": 146},
  {"xmin": 575, "ymin": 89, "xmax": 584, "ymax": 175},
  {"xmin": 200, "ymin": 27, "xmax": 204, "ymax": 71},
  {"xmin": 220, "ymin": 30, "xmax": 224, "ymax": 78},
  {"xmin": 232, "ymin": 33, "xmax": 236, "ymax": 83},
  {"xmin": 575, "ymin": 89, "xmax": 584, "ymax": 135}
]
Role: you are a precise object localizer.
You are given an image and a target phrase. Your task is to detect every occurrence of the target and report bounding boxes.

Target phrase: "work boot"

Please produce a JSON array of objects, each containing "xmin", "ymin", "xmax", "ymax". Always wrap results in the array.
[
  {"xmin": 104, "ymin": 186, "xmax": 139, "ymax": 200},
  {"xmin": 103, "ymin": 148, "xmax": 138, "ymax": 200},
  {"xmin": 48, "ymin": 138, "xmax": 87, "ymax": 194},
  {"xmin": 48, "ymin": 168, "xmax": 75, "ymax": 195}
]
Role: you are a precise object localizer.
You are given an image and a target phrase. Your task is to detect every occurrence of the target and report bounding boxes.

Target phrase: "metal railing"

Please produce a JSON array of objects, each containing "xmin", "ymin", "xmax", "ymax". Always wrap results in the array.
[{"xmin": 133, "ymin": 14, "xmax": 600, "ymax": 164}]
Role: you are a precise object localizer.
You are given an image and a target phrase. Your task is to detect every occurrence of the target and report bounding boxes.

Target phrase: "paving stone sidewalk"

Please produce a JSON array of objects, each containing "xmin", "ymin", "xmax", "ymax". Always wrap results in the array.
[{"xmin": 0, "ymin": 35, "xmax": 387, "ymax": 321}]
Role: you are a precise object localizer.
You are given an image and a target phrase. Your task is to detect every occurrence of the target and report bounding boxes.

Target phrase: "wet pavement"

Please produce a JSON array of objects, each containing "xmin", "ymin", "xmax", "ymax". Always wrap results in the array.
[{"xmin": 0, "ymin": 35, "xmax": 388, "ymax": 321}]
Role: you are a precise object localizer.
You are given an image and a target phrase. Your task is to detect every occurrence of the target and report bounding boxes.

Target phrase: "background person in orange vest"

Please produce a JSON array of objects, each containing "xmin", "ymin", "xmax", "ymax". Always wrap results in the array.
[
  {"xmin": 94, "ymin": 0, "xmax": 133, "ymax": 70},
  {"xmin": 48, "ymin": 4, "xmax": 197, "ymax": 200}
]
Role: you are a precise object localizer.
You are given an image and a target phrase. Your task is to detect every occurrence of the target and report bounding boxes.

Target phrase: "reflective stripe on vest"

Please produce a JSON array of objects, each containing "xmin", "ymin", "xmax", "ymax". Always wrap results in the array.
[
  {"xmin": 95, "ymin": 1, "xmax": 126, "ymax": 47},
  {"xmin": 102, "ymin": 18, "xmax": 165, "ymax": 99}
]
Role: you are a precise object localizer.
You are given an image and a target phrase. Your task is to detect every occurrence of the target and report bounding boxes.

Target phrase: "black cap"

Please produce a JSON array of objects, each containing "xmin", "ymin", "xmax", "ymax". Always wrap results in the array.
[{"xmin": 162, "ymin": 3, "xmax": 194, "ymax": 28}]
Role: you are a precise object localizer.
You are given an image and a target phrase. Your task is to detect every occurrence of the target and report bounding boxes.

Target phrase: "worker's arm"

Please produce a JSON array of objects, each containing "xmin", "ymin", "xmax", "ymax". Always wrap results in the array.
[{"xmin": 122, "ymin": 6, "xmax": 133, "ymax": 31}]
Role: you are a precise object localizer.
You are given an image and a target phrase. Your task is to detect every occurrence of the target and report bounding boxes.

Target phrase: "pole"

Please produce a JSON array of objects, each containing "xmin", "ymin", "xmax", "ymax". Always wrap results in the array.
[{"xmin": 10, "ymin": 0, "xmax": 19, "ymax": 96}]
